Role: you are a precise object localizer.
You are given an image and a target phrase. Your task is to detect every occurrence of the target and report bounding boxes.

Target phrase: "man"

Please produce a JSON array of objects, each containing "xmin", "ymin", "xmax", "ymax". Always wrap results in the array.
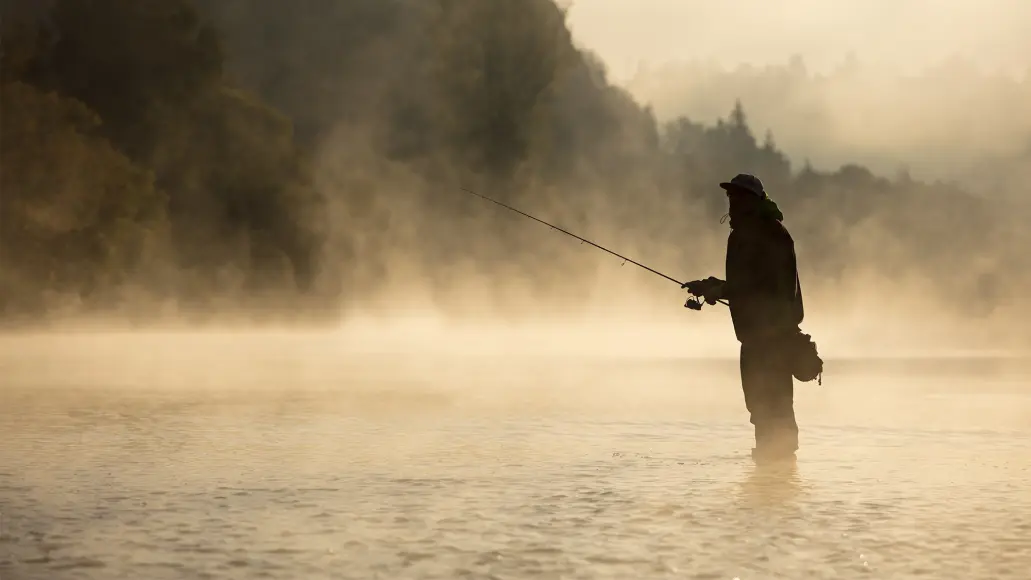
[{"xmin": 683, "ymin": 173, "xmax": 805, "ymax": 462}]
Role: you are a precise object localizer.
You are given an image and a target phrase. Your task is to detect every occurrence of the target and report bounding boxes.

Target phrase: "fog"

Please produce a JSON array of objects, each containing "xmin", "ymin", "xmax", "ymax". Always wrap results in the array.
[
  {"xmin": 3, "ymin": 4, "xmax": 1030, "ymax": 577},
  {"xmin": 567, "ymin": 1, "xmax": 1031, "ymax": 189},
  {"xmin": 1, "ymin": 0, "xmax": 1030, "ymax": 350},
  {"xmin": 625, "ymin": 58, "xmax": 1031, "ymax": 190},
  {"xmin": 566, "ymin": 0, "xmax": 1031, "ymax": 80}
]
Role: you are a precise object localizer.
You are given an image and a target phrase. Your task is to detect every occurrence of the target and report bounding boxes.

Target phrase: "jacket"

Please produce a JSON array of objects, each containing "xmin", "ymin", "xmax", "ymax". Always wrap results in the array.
[{"xmin": 724, "ymin": 217, "xmax": 805, "ymax": 343}]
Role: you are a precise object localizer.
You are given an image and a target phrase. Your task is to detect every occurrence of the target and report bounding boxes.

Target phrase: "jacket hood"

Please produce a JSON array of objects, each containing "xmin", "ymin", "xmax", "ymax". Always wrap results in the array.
[{"xmin": 760, "ymin": 196, "xmax": 784, "ymax": 222}]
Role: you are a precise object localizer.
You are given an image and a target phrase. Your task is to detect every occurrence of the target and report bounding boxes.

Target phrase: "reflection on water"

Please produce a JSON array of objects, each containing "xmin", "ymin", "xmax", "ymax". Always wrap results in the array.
[
  {"xmin": 738, "ymin": 461, "xmax": 803, "ymax": 510},
  {"xmin": 1, "ymin": 338, "xmax": 1029, "ymax": 579}
]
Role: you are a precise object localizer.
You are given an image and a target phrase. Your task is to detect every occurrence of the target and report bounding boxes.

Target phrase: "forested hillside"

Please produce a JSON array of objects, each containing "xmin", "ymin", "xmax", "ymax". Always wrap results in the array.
[
  {"xmin": 2, "ymin": 0, "xmax": 1027, "ymax": 327},
  {"xmin": 627, "ymin": 57, "xmax": 1031, "ymax": 194}
]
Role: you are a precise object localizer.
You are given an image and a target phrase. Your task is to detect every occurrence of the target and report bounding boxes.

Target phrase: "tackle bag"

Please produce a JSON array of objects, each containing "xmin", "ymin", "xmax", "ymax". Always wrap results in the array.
[{"xmin": 788, "ymin": 329, "xmax": 823, "ymax": 384}]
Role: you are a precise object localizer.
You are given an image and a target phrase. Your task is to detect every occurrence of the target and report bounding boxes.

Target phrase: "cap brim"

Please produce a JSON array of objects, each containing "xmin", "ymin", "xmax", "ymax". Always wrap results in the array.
[{"xmin": 720, "ymin": 183, "xmax": 756, "ymax": 195}]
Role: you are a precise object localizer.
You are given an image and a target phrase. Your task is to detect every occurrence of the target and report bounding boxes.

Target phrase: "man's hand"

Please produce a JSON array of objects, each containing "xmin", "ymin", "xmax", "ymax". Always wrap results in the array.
[
  {"xmin": 681, "ymin": 279, "xmax": 705, "ymax": 294},
  {"xmin": 682, "ymin": 276, "xmax": 726, "ymax": 304}
]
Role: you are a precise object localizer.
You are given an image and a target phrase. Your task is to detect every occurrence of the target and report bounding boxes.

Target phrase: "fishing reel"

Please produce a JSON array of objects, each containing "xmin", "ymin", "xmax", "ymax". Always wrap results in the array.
[{"xmin": 682, "ymin": 277, "xmax": 726, "ymax": 311}]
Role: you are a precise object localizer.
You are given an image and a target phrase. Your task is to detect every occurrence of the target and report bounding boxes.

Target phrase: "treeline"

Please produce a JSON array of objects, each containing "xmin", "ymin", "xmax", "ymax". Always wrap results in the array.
[
  {"xmin": 628, "ymin": 56, "xmax": 1031, "ymax": 192},
  {"xmin": 1, "ymin": 0, "xmax": 1028, "ymax": 325}
]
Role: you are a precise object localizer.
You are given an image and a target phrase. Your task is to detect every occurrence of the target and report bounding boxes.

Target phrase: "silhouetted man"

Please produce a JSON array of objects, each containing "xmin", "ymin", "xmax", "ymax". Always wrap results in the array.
[{"xmin": 684, "ymin": 173, "xmax": 805, "ymax": 462}]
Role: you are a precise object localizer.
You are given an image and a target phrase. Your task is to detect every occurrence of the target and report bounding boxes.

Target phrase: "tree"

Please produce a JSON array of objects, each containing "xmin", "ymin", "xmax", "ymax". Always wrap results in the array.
[{"xmin": 0, "ymin": 81, "xmax": 165, "ymax": 315}]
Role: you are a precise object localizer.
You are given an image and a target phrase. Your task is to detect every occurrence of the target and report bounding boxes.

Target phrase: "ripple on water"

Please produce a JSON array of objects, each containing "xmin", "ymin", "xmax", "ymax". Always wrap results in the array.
[{"xmin": 2, "ymin": 382, "xmax": 1030, "ymax": 580}]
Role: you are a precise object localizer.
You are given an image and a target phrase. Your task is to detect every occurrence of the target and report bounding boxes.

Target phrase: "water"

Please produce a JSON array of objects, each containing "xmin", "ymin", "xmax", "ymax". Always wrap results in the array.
[{"xmin": 2, "ymin": 333, "xmax": 1030, "ymax": 579}]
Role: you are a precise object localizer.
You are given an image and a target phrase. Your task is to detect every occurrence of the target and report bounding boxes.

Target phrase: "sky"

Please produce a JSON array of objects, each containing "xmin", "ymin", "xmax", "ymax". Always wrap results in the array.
[{"xmin": 563, "ymin": 0, "xmax": 1031, "ymax": 83}]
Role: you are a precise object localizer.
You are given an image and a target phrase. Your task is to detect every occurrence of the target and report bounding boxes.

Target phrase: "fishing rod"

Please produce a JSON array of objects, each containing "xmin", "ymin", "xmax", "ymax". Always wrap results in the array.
[{"xmin": 459, "ymin": 187, "xmax": 727, "ymax": 309}]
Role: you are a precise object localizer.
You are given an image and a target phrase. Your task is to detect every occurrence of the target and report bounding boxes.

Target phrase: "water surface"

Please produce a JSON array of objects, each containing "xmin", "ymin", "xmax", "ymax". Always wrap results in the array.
[{"xmin": 2, "ymin": 334, "xmax": 1029, "ymax": 579}]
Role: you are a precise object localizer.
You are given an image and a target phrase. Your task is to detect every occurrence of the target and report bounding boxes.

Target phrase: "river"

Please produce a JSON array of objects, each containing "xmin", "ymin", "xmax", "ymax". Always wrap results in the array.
[{"xmin": 2, "ymin": 330, "xmax": 1029, "ymax": 579}]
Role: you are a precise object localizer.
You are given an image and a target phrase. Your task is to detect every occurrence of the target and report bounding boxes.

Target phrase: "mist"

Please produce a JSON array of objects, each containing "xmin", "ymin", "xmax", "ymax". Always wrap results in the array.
[
  {"xmin": 570, "ymin": 0, "xmax": 1031, "ymax": 190},
  {"xmin": 4, "ymin": 5, "xmax": 1031, "ymax": 577},
  {"xmin": 566, "ymin": 0, "xmax": 1031, "ymax": 81},
  {"xmin": 625, "ymin": 58, "xmax": 1031, "ymax": 191},
  {"xmin": 1, "ymin": 0, "xmax": 1029, "ymax": 354}
]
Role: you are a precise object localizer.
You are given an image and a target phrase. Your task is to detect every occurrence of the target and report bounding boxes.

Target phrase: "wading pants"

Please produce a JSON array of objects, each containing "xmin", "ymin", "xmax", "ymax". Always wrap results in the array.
[{"xmin": 740, "ymin": 339, "xmax": 799, "ymax": 456}]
